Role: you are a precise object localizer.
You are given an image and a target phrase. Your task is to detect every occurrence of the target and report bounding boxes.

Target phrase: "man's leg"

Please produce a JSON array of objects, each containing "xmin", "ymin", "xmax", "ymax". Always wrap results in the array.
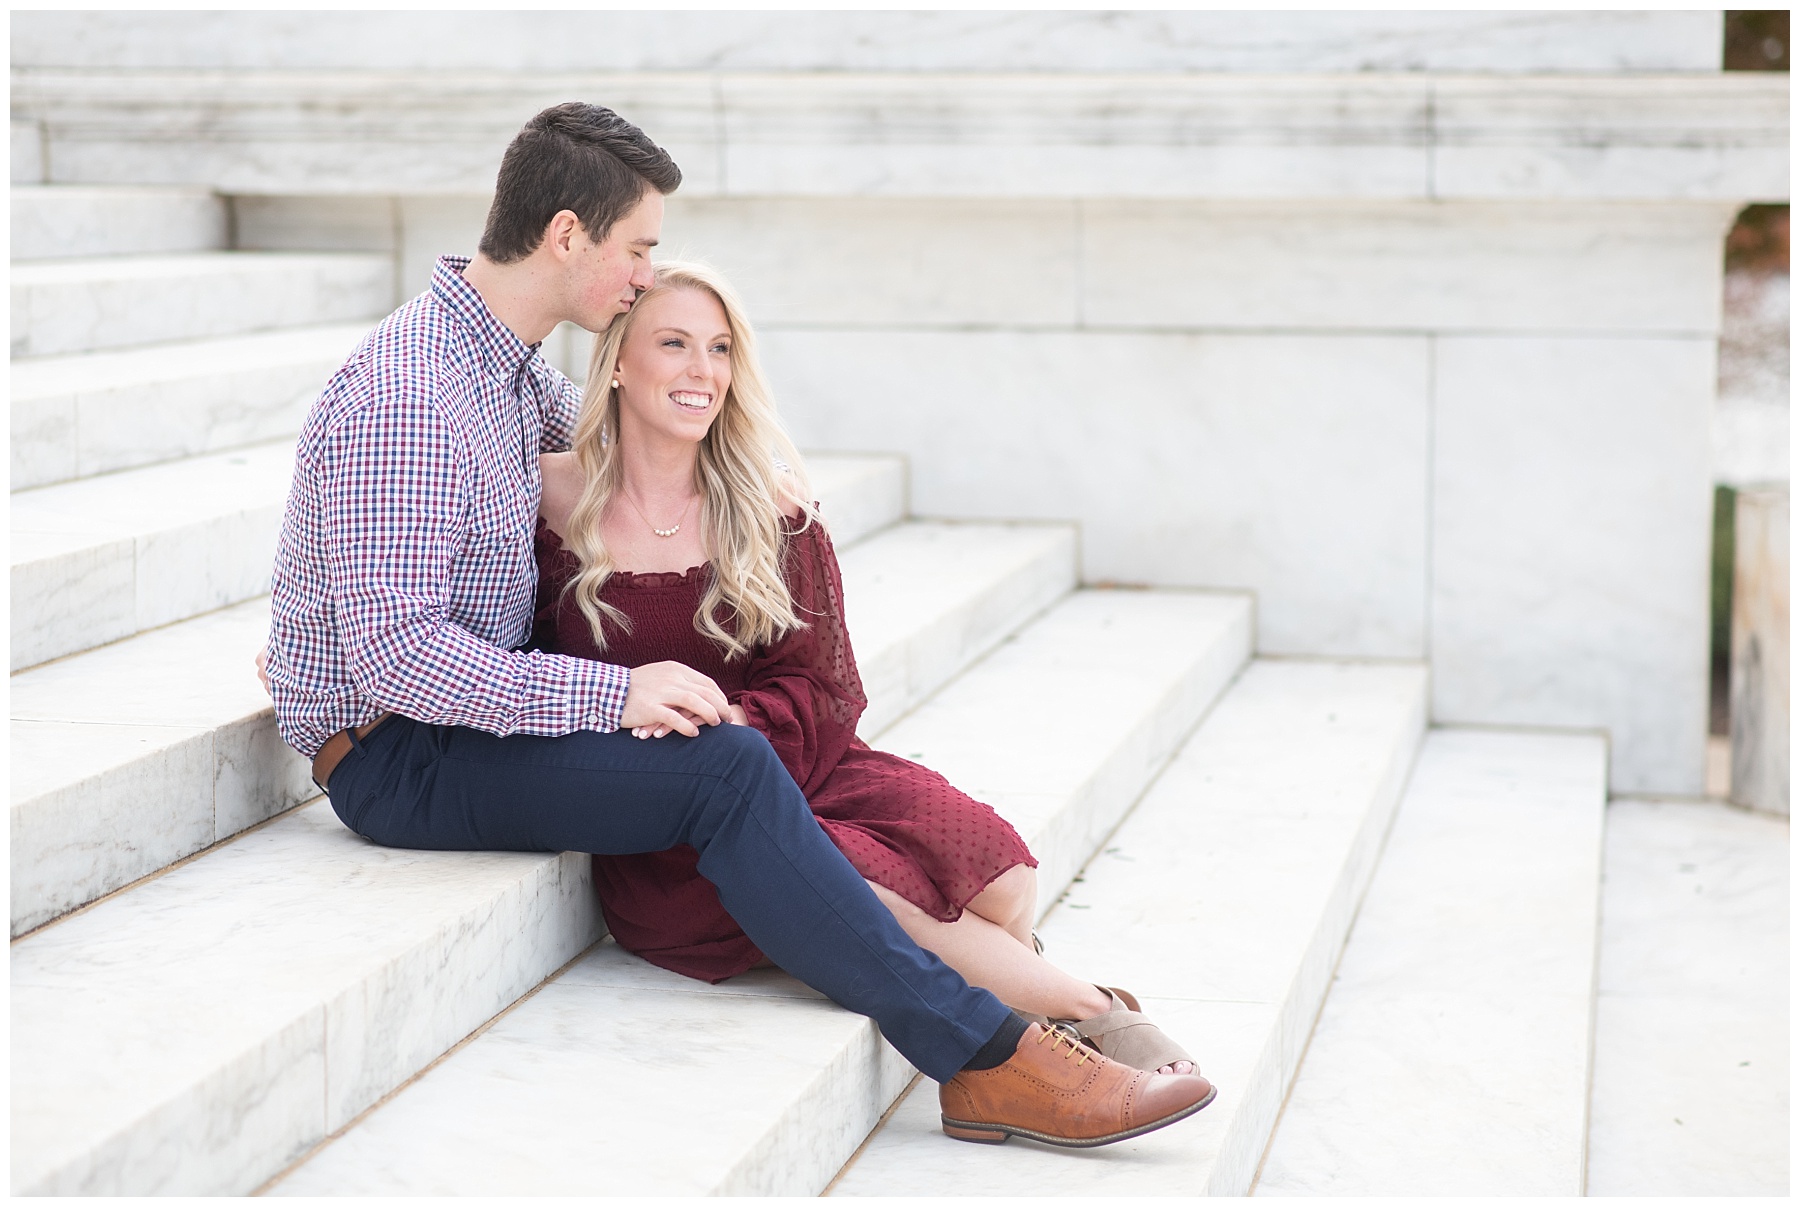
[{"xmin": 326, "ymin": 715, "xmax": 1012, "ymax": 1081}]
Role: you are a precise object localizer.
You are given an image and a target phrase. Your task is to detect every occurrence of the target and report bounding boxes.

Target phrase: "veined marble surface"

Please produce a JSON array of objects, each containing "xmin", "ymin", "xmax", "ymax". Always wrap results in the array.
[
  {"xmin": 794, "ymin": 451, "xmax": 905, "ymax": 551},
  {"xmin": 840, "ymin": 521, "xmax": 1075, "ymax": 737},
  {"xmin": 10, "ymin": 322, "xmax": 368, "ymax": 490},
  {"xmin": 1587, "ymin": 798, "xmax": 1788, "ymax": 1195},
  {"xmin": 10, "ymin": 598, "xmax": 314, "ymax": 932},
  {"xmin": 11, "ymin": 801, "xmax": 600, "ymax": 1195},
  {"xmin": 271, "ymin": 966, "xmax": 914, "ymax": 1195},
  {"xmin": 11, "ymin": 718, "xmax": 212, "ymax": 936},
  {"xmin": 832, "ymin": 660, "xmax": 1429, "ymax": 1194},
  {"xmin": 1253, "ymin": 727, "xmax": 1608, "ymax": 1195},
  {"xmin": 10, "ymin": 251, "xmax": 392, "ymax": 358},
  {"xmin": 14, "ymin": 70, "xmax": 1781, "ymax": 202},
  {"xmin": 766, "ymin": 326, "xmax": 1432, "ymax": 662},
  {"xmin": 11, "ymin": 12, "xmax": 1724, "ymax": 73},
  {"xmin": 10, "ymin": 439, "xmax": 296, "ymax": 669},
  {"xmin": 245, "ymin": 588, "xmax": 1251, "ymax": 1194},
  {"xmin": 11, "ymin": 183, "xmax": 225, "ymax": 260},
  {"xmin": 1431, "ymin": 335, "xmax": 1715, "ymax": 795}
]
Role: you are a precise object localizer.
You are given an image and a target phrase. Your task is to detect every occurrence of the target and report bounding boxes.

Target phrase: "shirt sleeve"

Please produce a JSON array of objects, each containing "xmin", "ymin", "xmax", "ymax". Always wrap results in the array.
[
  {"xmin": 319, "ymin": 392, "xmax": 630, "ymax": 736},
  {"xmin": 539, "ymin": 364, "xmax": 582, "ymax": 452}
]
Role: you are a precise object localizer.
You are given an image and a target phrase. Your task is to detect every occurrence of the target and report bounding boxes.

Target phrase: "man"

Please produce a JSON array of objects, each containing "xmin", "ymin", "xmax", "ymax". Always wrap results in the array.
[{"xmin": 265, "ymin": 101, "xmax": 1214, "ymax": 1148}]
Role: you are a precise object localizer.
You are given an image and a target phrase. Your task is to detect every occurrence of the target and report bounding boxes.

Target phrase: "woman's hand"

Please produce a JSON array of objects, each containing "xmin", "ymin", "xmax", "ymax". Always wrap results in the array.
[
  {"xmin": 620, "ymin": 661, "xmax": 729, "ymax": 738},
  {"xmin": 633, "ymin": 700, "xmax": 748, "ymax": 740}
]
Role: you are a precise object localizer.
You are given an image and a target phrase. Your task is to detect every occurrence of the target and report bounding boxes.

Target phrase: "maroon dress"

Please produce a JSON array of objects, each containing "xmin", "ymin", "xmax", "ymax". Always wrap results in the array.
[{"xmin": 532, "ymin": 515, "xmax": 1037, "ymax": 982}]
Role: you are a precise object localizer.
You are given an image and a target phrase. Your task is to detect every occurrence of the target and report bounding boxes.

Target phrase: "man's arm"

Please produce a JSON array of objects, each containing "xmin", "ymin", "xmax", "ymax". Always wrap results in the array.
[{"xmin": 318, "ymin": 395, "xmax": 633, "ymax": 736}]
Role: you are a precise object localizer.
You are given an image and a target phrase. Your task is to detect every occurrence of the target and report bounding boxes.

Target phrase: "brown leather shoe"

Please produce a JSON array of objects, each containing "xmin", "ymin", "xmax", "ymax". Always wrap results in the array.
[{"xmin": 939, "ymin": 1023, "xmax": 1216, "ymax": 1147}]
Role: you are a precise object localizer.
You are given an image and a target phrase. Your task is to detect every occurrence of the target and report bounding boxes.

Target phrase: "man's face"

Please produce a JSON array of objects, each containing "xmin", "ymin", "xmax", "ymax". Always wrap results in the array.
[{"xmin": 566, "ymin": 190, "xmax": 664, "ymax": 333}]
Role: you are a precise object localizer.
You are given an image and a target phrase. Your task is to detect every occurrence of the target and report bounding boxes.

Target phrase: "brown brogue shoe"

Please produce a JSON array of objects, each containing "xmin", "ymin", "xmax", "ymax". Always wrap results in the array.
[{"xmin": 939, "ymin": 1023, "xmax": 1216, "ymax": 1148}]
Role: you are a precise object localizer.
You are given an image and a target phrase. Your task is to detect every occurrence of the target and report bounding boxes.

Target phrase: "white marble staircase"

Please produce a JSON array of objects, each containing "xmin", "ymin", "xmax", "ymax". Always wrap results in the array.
[{"xmin": 14, "ymin": 180, "xmax": 1774, "ymax": 1200}]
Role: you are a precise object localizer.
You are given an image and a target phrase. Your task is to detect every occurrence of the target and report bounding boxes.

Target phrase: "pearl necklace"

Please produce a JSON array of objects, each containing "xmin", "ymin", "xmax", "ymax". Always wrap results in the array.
[{"xmin": 622, "ymin": 490, "xmax": 694, "ymax": 539}]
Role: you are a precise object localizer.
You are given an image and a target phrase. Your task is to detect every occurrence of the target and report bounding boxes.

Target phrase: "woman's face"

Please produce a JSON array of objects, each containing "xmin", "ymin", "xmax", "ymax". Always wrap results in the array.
[{"xmin": 612, "ymin": 286, "xmax": 732, "ymax": 447}]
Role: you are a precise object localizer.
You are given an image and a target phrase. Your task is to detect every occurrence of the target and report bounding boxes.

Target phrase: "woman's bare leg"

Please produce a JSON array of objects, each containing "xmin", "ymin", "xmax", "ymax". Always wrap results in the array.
[
  {"xmin": 961, "ymin": 863, "xmax": 1038, "ymax": 948},
  {"xmin": 866, "ymin": 878, "xmax": 1194, "ymax": 1075}
]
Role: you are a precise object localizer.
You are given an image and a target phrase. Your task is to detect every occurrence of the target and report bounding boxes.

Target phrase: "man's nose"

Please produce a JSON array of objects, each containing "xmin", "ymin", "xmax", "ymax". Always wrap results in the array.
[{"xmin": 630, "ymin": 259, "xmax": 655, "ymax": 292}]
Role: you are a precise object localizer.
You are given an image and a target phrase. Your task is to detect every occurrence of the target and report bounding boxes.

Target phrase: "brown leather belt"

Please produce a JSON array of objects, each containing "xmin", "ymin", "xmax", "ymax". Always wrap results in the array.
[{"xmin": 311, "ymin": 713, "xmax": 392, "ymax": 790}]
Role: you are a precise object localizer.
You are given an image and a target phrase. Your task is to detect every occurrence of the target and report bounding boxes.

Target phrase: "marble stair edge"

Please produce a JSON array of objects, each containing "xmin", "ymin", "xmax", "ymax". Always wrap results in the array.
[
  {"xmin": 260, "ymin": 588, "xmax": 1253, "ymax": 1195},
  {"xmin": 828, "ymin": 658, "xmax": 1431, "ymax": 1196}
]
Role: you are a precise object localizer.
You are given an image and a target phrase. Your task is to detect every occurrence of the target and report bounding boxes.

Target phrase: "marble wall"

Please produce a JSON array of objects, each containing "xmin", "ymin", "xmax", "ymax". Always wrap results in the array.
[
  {"xmin": 9, "ymin": 12, "xmax": 1724, "ymax": 74},
  {"xmin": 232, "ymin": 193, "xmax": 1737, "ymax": 793}
]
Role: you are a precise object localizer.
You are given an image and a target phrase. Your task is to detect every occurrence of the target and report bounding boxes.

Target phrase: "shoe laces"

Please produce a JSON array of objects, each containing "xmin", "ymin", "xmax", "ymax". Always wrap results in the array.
[{"xmin": 1036, "ymin": 1023, "xmax": 1094, "ymax": 1065}]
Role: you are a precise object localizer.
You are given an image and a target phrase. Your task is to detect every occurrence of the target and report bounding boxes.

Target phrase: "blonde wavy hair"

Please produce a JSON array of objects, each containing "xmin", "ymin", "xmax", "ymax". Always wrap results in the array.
[{"xmin": 562, "ymin": 259, "xmax": 818, "ymax": 660}]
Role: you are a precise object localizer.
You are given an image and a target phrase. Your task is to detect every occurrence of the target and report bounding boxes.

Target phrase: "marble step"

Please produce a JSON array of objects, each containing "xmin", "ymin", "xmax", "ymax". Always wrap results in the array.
[
  {"xmin": 1, "ymin": 482, "xmax": 1006, "ymax": 945},
  {"xmin": 262, "ymin": 587, "xmax": 1254, "ymax": 1195},
  {"xmin": 11, "ymin": 250, "xmax": 393, "ymax": 358},
  {"xmin": 12, "ymin": 184, "xmax": 226, "ymax": 261},
  {"xmin": 803, "ymin": 451, "xmax": 907, "ymax": 551},
  {"xmin": 11, "ymin": 322, "xmax": 371, "ymax": 491},
  {"xmin": 11, "ymin": 598, "xmax": 312, "ymax": 939},
  {"xmin": 8, "ymin": 525, "xmax": 1101, "ymax": 1195},
  {"xmin": 11, "ymin": 439, "xmax": 297, "ymax": 671},
  {"xmin": 1252, "ymin": 727, "xmax": 1608, "ymax": 1195},
  {"xmin": 831, "ymin": 659, "xmax": 1430, "ymax": 1196}
]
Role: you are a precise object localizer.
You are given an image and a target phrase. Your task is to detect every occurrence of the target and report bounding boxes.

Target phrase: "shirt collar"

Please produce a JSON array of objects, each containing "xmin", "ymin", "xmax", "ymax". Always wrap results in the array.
[{"xmin": 431, "ymin": 254, "xmax": 543, "ymax": 382}]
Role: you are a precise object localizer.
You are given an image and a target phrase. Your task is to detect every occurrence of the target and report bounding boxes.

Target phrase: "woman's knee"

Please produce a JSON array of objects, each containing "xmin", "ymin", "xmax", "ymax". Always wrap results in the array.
[{"xmin": 975, "ymin": 864, "xmax": 1035, "ymax": 914}]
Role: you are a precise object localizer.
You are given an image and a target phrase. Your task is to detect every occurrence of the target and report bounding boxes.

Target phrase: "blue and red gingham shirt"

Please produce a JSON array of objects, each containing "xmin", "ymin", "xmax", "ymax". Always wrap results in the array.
[{"xmin": 268, "ymin": 254, "xmax": 630, "ymax": 758}]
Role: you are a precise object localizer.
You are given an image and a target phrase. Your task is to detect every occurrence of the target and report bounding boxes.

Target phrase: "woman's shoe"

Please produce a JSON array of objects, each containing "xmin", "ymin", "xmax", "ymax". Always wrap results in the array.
[{"xmin": 1059, "ymin": 986, "xmax": 1196, "ymax": 1074}]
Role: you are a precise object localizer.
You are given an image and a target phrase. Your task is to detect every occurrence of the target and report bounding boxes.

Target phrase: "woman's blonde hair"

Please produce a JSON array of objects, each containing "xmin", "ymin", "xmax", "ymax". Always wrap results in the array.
[{"xmin": 563, "ymin": 259, "xmax": 817, "ymax": 660}]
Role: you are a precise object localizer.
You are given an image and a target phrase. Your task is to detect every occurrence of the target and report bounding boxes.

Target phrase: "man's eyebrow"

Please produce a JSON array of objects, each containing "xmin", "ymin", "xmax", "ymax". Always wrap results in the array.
[{"xmin": 634, "ymin": 237, "xmax": 659, "ymax": 247}]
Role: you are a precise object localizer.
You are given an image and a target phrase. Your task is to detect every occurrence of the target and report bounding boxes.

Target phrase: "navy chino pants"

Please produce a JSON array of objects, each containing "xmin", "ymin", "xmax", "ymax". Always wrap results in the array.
[{"xmin": 324, "ymin": 713, "xmax": 1012, "ymax": 1082}]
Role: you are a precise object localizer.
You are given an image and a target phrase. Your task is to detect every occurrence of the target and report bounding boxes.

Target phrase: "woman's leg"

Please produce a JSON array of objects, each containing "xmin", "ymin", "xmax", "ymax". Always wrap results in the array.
[
  {"xmin": 866, "ymin": 879, "xmax": 1195, "ymax": 1076},
  {"xmin": 961, "ymin": 864, "xmax": 1037, "ymax": 948}
]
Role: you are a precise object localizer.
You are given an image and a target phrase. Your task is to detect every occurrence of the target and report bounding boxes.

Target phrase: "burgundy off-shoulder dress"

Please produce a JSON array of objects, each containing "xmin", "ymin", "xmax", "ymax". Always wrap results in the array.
[{"xmin": 532, "ymin": 515, "xmax": 1037, "ymax": 983}]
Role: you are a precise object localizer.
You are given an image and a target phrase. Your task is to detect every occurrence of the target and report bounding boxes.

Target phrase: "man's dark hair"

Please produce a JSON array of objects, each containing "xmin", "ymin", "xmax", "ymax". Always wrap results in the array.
[{"xmin": 478, "ymin": 102, "xmax": 682, "ymax": 263}]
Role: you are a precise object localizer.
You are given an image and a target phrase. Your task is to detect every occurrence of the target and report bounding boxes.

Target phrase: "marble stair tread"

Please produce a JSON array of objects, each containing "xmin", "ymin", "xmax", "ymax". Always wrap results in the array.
[
  {"xmin": 840, "ymin": 520, "xmax": 1077, "ymax": 736},
  {"xmin": 1253, "ymin": 727, "xmax": 1609, "ymax": 1196},
  {"xmin": 11, "ymin": 322, "xmax": 372, "ymax": 491},
  {"xmin": 10, "ymin": 438, "xmax": 296, "ymax": 670},
  {"xmin": 803, "ymin": 451, "xmax": 906, "ymax": 550},
  {"xmin": 10, "ymin": 801, "xmax": 602, "ymax": 1196},
  {"xmin": 10, "ymin": 597, "xmax": 313, "ymax": 938},
  {"xmin": 829, "ymin": 659, "xmax": 1430, "ymax": 1196},
  {"xmin": 11, "ymin": 250, "xmax": 393, "ymax": 357},
  {"xmin": 12, "ymin": 184, "xmax": 227, "ymax": 261},
  {"xmin": 261, "ymin": 587, "xmax": 1253, "ymax": 1195}
]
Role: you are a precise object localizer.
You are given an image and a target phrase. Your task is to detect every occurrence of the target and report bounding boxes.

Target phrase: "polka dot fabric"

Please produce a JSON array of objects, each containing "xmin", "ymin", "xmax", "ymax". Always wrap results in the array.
[{"xmin": 532, "ymin": 514, "xmax": 1037, "ymax": 983}]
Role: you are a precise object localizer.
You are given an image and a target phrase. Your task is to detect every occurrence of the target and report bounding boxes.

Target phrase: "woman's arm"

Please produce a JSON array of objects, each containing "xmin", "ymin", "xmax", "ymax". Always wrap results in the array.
[{"xmin": 730, "ymin": 518, "xmax": 868, "ymax": 794}]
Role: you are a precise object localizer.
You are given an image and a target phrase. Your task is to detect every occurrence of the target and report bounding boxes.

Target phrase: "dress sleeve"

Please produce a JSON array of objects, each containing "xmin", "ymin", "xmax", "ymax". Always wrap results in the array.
[{"xmin": 733, "ymin": 518, "xmax": 868, "ymax": 796}]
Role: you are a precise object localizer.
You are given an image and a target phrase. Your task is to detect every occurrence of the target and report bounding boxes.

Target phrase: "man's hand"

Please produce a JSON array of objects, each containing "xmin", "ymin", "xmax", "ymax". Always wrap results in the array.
[
  {"xmin": 620, "ymin": 661, "xmax": 730, "ymax": 739},
  {"xmin": 254, "ymin": 647, "xmax": 273, "ymax": 698}
]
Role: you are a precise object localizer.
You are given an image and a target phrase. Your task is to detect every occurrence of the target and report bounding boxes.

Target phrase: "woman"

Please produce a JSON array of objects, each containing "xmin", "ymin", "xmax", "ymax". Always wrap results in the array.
[{"xmin": 532, "ymin": 261, "xmax": 1194, "ymax": 1076}]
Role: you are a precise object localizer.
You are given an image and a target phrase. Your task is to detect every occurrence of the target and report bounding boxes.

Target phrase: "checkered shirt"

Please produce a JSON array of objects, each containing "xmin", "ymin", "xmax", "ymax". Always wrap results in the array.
[{"xmin": 268, "ymin": 254, "xmax": 630, "ymax": 758}]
